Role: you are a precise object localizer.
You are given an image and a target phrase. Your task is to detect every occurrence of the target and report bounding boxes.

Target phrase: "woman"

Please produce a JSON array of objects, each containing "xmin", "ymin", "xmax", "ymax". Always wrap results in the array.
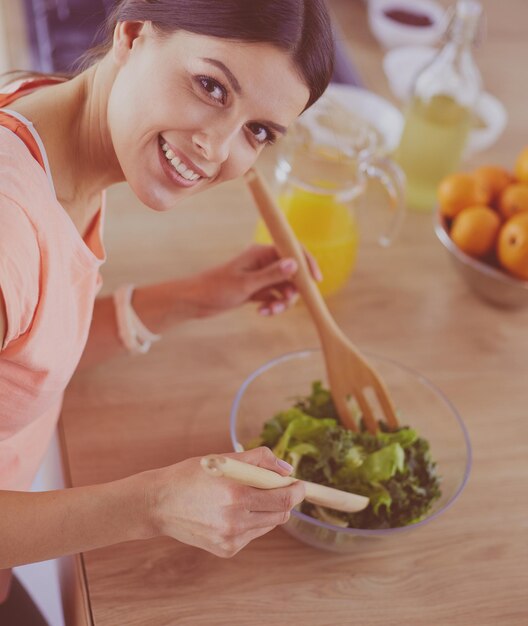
[{"xmin": 0, "ymin": 0, "xmax": 334, "ymax": 620}]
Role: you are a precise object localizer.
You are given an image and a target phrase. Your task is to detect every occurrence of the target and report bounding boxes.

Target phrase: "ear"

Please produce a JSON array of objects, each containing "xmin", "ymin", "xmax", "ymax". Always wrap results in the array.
[{"xmin": 112, "ymin": 21, "xmax": 147, "ymax": 65}]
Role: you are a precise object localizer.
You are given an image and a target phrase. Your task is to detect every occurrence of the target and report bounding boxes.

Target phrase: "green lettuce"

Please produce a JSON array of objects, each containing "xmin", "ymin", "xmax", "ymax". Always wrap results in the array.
[{"xmin": 250, "ymin": 381, "xmax": 441, "ymax": 529}]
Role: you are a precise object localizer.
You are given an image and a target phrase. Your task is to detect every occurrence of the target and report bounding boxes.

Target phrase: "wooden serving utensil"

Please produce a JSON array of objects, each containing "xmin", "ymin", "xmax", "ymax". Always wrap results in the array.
[
  {"xmin": 200, "ymin": 455, "xmax": 369, "ymax": 513},
  {"xmin": 244, "ymin": 168, "xmax": 399, "ymax": 435}
]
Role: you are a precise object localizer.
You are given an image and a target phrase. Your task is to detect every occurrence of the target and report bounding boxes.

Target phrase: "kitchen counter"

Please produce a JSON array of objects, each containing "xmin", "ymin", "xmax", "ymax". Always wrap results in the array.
[{"xmin": 59, "ymin": 1, "xmax": 528, "ymax": 624}]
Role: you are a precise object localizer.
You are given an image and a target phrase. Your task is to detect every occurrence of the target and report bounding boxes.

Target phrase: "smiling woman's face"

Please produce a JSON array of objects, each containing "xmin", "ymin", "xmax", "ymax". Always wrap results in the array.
[{"xmin": 107, "ymin": 23, "xmax": 310, "ymax": 211}]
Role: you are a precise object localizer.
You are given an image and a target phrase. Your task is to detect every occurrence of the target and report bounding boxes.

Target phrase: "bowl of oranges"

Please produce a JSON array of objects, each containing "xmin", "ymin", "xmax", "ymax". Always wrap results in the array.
[{"xmin": 434, "ymin": 147, "xmax": 528, "ymax": 308}]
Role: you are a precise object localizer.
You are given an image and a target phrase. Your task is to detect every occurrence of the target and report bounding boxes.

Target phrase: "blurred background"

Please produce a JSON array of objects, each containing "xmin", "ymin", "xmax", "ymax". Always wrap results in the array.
[
  {"xmin": 0, "ymin": 0, "xmax": 110, "ymax": 73},
  {"xmin": 0, "ymin": 0, "xmax": 363, "ymax": 83}
]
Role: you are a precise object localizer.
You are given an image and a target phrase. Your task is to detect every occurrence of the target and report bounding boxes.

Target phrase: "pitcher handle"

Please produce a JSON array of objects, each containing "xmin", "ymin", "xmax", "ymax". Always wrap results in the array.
[{"xmin": 360, "ymin": 156, "xmax": 406, "ymax": 247}]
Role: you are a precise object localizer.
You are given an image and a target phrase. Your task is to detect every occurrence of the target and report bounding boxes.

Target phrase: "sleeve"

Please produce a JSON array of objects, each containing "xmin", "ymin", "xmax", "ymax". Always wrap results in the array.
[{"xmin": 0, "ymin": 194, "xmax": 41, "ymax": 349}]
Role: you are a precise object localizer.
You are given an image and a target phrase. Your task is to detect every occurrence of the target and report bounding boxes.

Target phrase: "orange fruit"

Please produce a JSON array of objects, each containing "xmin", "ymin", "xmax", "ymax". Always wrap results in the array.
[
  {"xmin": 438, "ymin": 173, "xmax": 489, "ymax": 219},
  {"xmin": 450, "ymin": 205, "xmax": 501, "ymax": 258},
  {"xmin": 498, "ymin": 183, "xmax": 528, "ymax": 219},
  {"xmin": 473, "ymin": 165, "xmax": 513, "ymax": 203},
  {"xmin": 497, "ymin": 212, "xmax": 528, "ymax": 280},
  {"xmin": 514, "ymin": 147, "xmax": 528, "ymax": 184}
]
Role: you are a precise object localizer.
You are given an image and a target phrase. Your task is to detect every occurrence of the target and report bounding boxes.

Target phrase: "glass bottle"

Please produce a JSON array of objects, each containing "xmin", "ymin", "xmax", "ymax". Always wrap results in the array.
[{"xmin": 396, "ymin": 0, "xmax": 483, "ymax": 212}]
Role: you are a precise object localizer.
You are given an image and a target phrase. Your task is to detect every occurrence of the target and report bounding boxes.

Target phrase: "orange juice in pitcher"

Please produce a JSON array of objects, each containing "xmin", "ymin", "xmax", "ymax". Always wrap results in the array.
[
  {"xmin": 255, "ymin": 188, "xmax": 359, "ymax": 296},
  {"xmin": 255, "ymin": 94, "xmax": 405, "ymax": 296}
]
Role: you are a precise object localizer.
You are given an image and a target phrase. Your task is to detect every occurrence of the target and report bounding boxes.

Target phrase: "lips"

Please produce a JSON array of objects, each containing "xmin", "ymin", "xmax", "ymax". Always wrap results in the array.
[
  {"xmin": 159, "ymin": 135, "xmax": 211, "ymax": 179},
  {"xmin": 157, "ymin": 136, "xmax": 203, "ymax": 189}
]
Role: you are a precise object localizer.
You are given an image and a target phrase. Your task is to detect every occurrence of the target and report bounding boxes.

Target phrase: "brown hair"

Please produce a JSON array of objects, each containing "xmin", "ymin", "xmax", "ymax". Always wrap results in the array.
[{"xmin": 77, "ymin": 0, "xmax": 334, "ymax": 109}]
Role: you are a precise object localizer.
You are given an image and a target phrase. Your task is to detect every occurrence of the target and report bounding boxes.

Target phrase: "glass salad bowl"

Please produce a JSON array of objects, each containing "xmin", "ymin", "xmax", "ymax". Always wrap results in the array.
[{"xmin": 230, "ymin": 349, "xmax": 471, "ymax": 552}]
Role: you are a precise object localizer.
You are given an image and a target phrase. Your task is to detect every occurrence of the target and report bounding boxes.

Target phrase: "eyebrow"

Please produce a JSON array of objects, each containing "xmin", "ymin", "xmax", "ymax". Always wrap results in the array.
[
  {"xmin": 200, "ymin": 57, "xmax": 287, "ymax": 136},
  {"xmin": 201, "ymin": 58, "xmax": 242, "ymax": 94}
]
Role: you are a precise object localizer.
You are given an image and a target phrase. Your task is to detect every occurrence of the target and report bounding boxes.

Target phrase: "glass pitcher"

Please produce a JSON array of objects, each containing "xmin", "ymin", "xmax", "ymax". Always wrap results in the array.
[{"xmin": 255, "ymin": 95, "xmax": 406, "ymax": 296}]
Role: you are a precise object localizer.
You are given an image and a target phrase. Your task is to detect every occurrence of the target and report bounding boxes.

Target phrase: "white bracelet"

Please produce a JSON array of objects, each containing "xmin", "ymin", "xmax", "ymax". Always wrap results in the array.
[{"xmin": 113, "ymin": 284, "xmax": 161, "ymax": 354}]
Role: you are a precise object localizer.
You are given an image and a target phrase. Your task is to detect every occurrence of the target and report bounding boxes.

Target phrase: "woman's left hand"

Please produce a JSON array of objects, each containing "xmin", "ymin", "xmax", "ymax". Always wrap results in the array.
[{"xmin": 195, "ymin": 244, "xmax": 322, "ymax": 317}]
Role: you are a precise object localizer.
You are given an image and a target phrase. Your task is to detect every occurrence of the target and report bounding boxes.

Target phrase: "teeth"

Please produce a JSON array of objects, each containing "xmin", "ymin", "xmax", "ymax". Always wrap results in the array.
[{"xmin": 160, "ymin": 138, "xmax": 201, "ymax": 180}]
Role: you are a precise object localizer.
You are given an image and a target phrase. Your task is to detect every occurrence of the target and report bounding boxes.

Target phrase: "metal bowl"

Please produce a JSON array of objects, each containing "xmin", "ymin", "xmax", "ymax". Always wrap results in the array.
[{"xmin": 434, "ymin": 211, "xmax": 528, "ymax": 308}]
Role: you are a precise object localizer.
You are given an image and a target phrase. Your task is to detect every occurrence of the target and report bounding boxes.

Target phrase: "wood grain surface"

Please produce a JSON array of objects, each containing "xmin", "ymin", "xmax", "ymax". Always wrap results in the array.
[{"xmin": 60, "ymin": 1, "xmax": 528, "ymax": 624}]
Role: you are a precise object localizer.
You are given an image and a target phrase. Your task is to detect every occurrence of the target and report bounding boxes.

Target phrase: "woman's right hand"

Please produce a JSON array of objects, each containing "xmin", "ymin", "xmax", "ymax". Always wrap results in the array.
[
  {"xmin": 0, "ymin": 447, "xmax": 303, "ymax": 570},
  {"xmin": 145, "ymin": 447, "xmax": 305, "ymax": 557}
]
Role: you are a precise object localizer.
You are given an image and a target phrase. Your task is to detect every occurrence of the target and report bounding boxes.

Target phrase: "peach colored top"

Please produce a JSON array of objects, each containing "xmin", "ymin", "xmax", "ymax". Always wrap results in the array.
[{"xmin": 0, "ymin": 80, "xmax": 106, "ymax": 601}]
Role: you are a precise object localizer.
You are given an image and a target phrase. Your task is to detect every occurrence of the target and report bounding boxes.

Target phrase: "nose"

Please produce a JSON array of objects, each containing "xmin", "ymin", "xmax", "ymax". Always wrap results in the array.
[{"xmin": 192, "ymin": 122, "xmax": 238, "ymax": 164}]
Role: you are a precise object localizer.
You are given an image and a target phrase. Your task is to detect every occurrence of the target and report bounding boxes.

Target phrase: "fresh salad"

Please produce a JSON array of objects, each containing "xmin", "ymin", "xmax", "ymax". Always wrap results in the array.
[{"xmin": 249, "ymin": 381, "xmax": 441, "ymax": 529}]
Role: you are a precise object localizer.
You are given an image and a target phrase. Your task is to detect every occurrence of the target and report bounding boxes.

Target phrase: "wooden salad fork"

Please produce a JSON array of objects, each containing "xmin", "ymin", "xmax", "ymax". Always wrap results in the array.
[{"xmin": 244, "ymin": 168, "xmax": 399, "ymax": 435}]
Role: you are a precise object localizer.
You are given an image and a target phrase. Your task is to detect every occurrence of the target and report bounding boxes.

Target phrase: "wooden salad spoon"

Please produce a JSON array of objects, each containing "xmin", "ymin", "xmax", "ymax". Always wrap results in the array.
[
  {"xmin": 201, "ymin": 455, "xmax": 369, "ymax": 513},
  {"xmin": 244, "ymin": 168, "xmax": 399, "ymax": 435}
]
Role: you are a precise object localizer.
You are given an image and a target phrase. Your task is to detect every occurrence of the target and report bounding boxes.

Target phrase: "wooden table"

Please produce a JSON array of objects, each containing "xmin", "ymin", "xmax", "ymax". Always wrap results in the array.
[{"xmin": 60, "ymin": 1, "xmax": 528, "ymax": 624}]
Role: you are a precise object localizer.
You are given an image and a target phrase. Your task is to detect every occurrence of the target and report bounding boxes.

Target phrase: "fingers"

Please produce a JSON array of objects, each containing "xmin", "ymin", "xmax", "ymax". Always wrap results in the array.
[
  {"xmin": 236, "ymin": 244, "xmax": 279, "ymax": 270},
  {"xmin": 213, "ymin": 525, "xmax": 277, "ymax": 558},
  {"xmin": 238, "ymin": 525, "xmax": 277, "ymax": 544},
  {"xmin": 246, "ymin": 482, "xmax": 306, "ymax": 513},
  {"xmin": 207, "ymin": 498, "xmax": 298, "ymax": 558},
  {"xmin": 220, "ymin": 448, "xmax": 305, "ymax": 514},
  {"xmin": 239, "ymin": 244, "xmax": 322, "ymax": 285},
  {"xmin": 249, "ymin": 257, "xmax": 298, "ymax": 294},
  {"xmin": 236, "ymin": 248, "xmax": 298, "ymax": 315},
  {"xmin": 304, "ymin": 248, "xmax": 323, "ymax": 282},
  {"xmin": 213, "ymin": 484, "xmax": 304, "ymax": 557},
  {"xmin": 235, "ymin": 446, "xmax": 294, "ymax": 476},
  {"xmin": 241, "ymin": 243, "xmax": 322, "ymax": 281},
  {"xmin": 240, "ymin": 244, "xmax": 322, "ymax": 316},
  {"xmin": 213, "ymin": 484, "xmax": 304, "ymax": 558},
  {"xmin": 254, "ymin": 283, "xmax": 299, "ymax": 316},
  {"xmin": 189, "ymin": 448, "xmax": 305, "ymax": 558}
]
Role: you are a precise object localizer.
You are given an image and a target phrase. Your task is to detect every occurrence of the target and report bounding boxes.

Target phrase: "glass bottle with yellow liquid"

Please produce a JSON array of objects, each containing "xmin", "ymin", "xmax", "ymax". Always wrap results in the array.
[
  {"xmin": 396, "ymin": 0, "xmax": 483, "ymax": 212},
  {"xmin": 255, "ymin": 96, "xmax": 406, "ymax": 296}
]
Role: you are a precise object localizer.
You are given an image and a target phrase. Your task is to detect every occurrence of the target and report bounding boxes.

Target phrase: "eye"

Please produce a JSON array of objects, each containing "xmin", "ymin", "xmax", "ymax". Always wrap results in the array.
[
  {"xmin": 247, "ymin": 122, "xmax": 277, "ymax": 146},
  {"xmin": 197, "ymin": 76, "xmax": 227, "ymax": 104}
]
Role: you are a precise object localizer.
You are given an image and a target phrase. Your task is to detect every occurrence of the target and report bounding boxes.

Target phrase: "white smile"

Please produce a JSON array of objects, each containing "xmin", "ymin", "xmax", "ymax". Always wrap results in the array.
[{"xmin": 160, "ymin": 142, "xmax": 202, "ymax": 181}]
